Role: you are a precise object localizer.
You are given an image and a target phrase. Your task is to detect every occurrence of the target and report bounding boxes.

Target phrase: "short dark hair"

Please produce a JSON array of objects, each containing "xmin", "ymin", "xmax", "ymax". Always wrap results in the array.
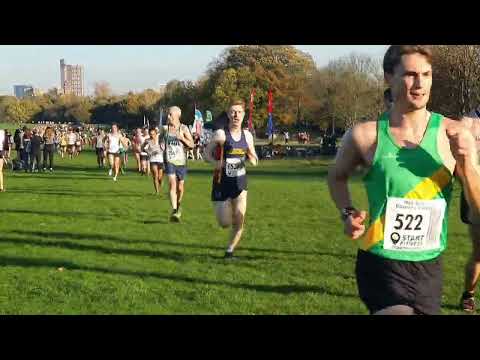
[{"xmin": 383, "ymin": 45, "xmax": 433, "ymax": 75}]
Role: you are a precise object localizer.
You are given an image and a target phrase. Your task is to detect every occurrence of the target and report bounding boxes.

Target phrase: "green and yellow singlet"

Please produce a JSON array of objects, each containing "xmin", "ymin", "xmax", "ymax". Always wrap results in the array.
[{"xmin": 360, "ymin": 112, "xmax": 453, "ymax": 261}]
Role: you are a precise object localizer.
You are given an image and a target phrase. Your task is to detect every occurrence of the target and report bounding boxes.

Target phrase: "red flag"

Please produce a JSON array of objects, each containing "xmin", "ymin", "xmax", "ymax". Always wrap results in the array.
[
  {"xmin": 268, "ymin": 89, "xmax": 273, "ymax": 114},
  {"xmin": 248, "ymin": 88, "xmax": 255, "ymax": 131},
  {"xmin": 196, "ymin": 119, "xmax": 202, "ymax": 134}
]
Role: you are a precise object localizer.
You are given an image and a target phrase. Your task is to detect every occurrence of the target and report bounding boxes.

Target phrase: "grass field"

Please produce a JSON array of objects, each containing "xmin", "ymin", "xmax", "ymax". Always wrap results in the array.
[{"xmin": 0, "ymin": 148, "xmax": 474, "ymax": 314}]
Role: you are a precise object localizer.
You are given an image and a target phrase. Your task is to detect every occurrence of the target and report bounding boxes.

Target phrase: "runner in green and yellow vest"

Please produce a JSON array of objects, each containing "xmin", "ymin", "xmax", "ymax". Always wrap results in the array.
[
  {"xmin": 361, "ymin": 111, "xmax": 452, "ymax": 261},
  {"xmin": 327, "ymin": 45, "xmax": 480, "ymax": 315}
]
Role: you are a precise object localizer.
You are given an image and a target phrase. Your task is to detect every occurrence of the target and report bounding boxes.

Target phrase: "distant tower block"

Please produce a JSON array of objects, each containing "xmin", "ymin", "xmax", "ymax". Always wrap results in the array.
[{"xmin": 60, "ymin": 58, "xmax": 84, "ymax": 97}]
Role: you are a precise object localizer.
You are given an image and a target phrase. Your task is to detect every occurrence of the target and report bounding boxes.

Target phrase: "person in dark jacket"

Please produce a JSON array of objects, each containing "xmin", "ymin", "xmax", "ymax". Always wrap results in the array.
[
  {"xmin": 30, "ymin": 129, "xmax": 43, "ymax": 172},
  {"xmin": 22, "ymin": 127, "xmax": 32, "ymax": 172},
  {"xmin": 14, "ymin": 128, "xmax": 23, "ymax": 161}
]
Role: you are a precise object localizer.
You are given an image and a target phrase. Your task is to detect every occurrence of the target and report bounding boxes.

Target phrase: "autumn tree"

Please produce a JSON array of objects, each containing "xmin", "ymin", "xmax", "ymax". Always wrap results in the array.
[
  {"xmin": 4, "ymin": 98, "xmax": 41, "ymax": 123},
  {"xmin": 158, "ymin": 80, "xmax": 198, "ymax": 126},
  {"xmin": 0, "ymin": 96, "xmax": 18, "ymax": 123},
  {"xmin": 200, "ymin": 45, "xmax": 317, "ymax": 131}
]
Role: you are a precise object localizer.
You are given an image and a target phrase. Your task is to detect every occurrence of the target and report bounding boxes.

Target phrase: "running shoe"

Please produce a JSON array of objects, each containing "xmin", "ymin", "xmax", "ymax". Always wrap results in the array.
[
  {"xmin": 224, "ymin": 251, "xmax": 237, "ymax": 260},
  {"xmin": 170, "ymin": 210, "xmax": 180, "ymax": 222},
  {"xmin": 108, "ymin": 169, "xmax": 113, "ymax": 176},
  {"xmin": 113, "ymin": 176, "xmax": 117, "ymax": 182},
  {"xmin": 461, "ymin": 291, "xmax": 476, "ymax": 313}
]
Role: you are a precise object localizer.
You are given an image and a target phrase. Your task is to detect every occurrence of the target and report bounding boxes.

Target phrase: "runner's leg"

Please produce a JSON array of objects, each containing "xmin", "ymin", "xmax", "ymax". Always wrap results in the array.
[
  {"xmin": 151, "ymin": 164, "xmax": 159, "ymax": 193},
  {"xmin": 177, "ymin": 179, "xmax": 185, "ymax": 210},
  {"xmin": 158, "ymin": 167, "xmax": 164, "ymax": 190},
  {"xmin": 114, "ymin": 154, "xmax": 120, "ymax": 178},
  {"xmin": 101, "ymin": 150, "xmax": 106, "ymax": 167},
  {"xmin": 108, "ymin": 153, "xmax": 114, "ymax": 175},
  {"xmin": 135, "ymin": 152, "xmax": 141, "ymax": 172},
  {"xmin": 214, "ymin": 200, "xmax": 233, "ymax": 228},
  {"xmin": 465, "ymin": 225, "xmax": 480, "ymax": 294},
  {"xmin": 168, "ymin": 175, "xmax": 178, "ymax": 211},
  {"xmin": 227, "ymin": 190, "xmax": 247, "ymax": 252}
]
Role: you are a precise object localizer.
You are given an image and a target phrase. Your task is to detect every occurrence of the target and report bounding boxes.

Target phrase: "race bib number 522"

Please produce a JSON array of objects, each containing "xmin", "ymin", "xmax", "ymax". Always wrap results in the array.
[{"xmin": 383, "ymin": 197, "xmax": 446, "ymax": 251}]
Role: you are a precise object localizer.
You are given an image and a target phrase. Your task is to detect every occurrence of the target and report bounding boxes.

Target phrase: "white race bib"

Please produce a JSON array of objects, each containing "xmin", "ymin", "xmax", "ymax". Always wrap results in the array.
[
  {"xmin": 225, "ymin": 158, "xmax": 246, "ymax": 178},
  {"xmin": 383, "ymin": 197, "xmax": 446, "ymax": 251},
  {"xmin": 167, "ymin": 147, "xmax": 178, "ymax": 159},
  {"xmin": 149, "ymin": 149, "xmax": 163, "ymax": 163},
  {"xmin": 0, "ymin": 130, "xmax": 5, "ymax": 148}
]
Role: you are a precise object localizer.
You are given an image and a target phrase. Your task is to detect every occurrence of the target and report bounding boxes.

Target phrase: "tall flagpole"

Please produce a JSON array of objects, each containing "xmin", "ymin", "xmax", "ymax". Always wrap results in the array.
[
  {"xmin": 248, "ymin": 88, "xmax": 255, "ymax": 133},
  {"xmin": 268, "ymin": 89, "xmax": 273, "ymax": 145}
]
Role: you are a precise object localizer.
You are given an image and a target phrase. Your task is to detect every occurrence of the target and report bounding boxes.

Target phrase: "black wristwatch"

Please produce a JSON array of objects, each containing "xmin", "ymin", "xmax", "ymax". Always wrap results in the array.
[{"xmin": 341, "ymin": 207, "xmax": 357, "ymax": 221}]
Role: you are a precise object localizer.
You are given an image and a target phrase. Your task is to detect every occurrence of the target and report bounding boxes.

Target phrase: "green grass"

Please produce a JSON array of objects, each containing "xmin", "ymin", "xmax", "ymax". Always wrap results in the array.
[{"xmin": 0, "ymin": 150, "xmax": 473, "ymax": 314}]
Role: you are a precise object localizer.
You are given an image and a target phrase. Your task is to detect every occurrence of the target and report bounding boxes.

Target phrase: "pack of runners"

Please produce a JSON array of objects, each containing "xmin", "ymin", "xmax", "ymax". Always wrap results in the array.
[{"xmin": 4, "ymin": 45, "xmax": 480, "ymax": 315}]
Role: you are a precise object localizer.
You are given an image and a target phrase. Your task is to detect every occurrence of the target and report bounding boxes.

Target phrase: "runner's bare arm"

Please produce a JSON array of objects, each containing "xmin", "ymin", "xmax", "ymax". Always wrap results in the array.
[
  {"xmin": 327, "ymin": 128, "xmax": 365, "ymax": 211},
  {"xmin": 460, "ymin": 116, "xmax": 480, "ymax": 152},
  {"xmin": 445, "ymin": 119, "xmax": 480, "ymax": 222},
  {"xmin": 120, "ymin": 136, "xmax": 129, "ymax": 149},
  {"xmin": 244, "ymin": 130, "xmax": 258, "ymax": 166},
  {"xmin": 178, "ymin": 126, "xmax": 194, "ymax": 149},
  {"xmin": 328, "ymin": 126, "xmax": 370, "ymax": 240},
  {"xmin": 204, "ymin": 130, "xmax": 226, "ymax": 166}
]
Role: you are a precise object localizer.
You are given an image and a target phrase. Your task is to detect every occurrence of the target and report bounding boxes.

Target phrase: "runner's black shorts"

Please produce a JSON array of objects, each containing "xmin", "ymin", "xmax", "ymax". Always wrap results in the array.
[
  {"xmin": 211, "ymin": 181, "xmax": 246, "ymax": 202},
  {"xmin": 95, "ymin": 148, "xmax": 104, "ymax": 156},
  {"xmin": 355, "ymin": 250, "xmax": 443, "ymax": 315},
  {"xmin": 150, "ymin": 162, "xmax": 164, "ymax": 169}
]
